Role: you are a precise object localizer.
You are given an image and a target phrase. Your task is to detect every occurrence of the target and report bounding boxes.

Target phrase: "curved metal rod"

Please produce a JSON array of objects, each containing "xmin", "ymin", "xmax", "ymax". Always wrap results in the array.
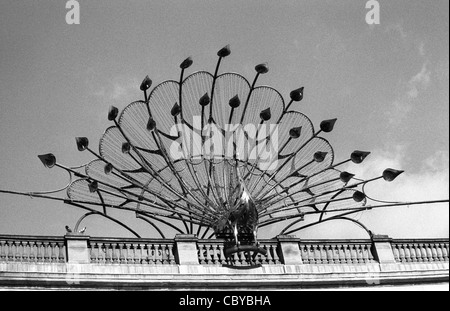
[
  {"xmin": 96, "ymin": 190, "xmax": 107, "ymax": 215},
  {"xmin": 338, "ymin": 216, "xmax": 373, "ymax": 238},
  {"xmin": 136, "ymin": 214, "xmax": 166, "ymax": 238},
  {"xmin": 282, "ymin": 209, "xmax": 372, "ymax": 237},
  {"xmin": 66, "ymin": 202, "xmax": 141, "ymax": 238},
  {"xmin": 74, "ymin": 211, "xmax": 97, "ymax": 233},
  {"xmin": 136, "ymin": 210, "xmax": 185, "ymax": 235},
  {"xmin": 200, "ymin": 226, "xmax": 213, "ymax": 239},
  {"xmin": 318, "ymin": 189, "xmax": 346, "ymax": 222},
  {"xmin": 28, "ymin": 169, "xmax": 73, "ymax": 195},
  {"xmin": 68, "ymin": 161, "xmax": 92, "ymax": 170},
  {"xmin": 206, "ymin": 230, "xmax": 215, "ymax": 240},
  {"xmin": 362, "ymin": 182, "xmax": 402, "ymax": 204},
  {"xmin": 61, "ymin": 162, "xmax": 215, "ymax": 224},
  {"xmin": 136, "ymin": 184, "xmax": 190, "ymax": 233},
  {"xmin": 279, "ymin": 215, "xmax": 306, "ymax": 235}
]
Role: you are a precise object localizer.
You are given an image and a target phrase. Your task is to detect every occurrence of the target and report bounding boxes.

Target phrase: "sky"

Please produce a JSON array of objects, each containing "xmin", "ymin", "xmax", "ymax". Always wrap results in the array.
[{"xmin": 0, "ymin": 0, "xmax": 448, "ymax": 239}]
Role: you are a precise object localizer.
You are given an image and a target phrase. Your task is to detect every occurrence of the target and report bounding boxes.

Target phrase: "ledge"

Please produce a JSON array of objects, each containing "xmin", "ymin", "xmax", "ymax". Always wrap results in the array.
[{"xmin": 0, "ymin": 262, "xmax": 447, "ymax": 290}]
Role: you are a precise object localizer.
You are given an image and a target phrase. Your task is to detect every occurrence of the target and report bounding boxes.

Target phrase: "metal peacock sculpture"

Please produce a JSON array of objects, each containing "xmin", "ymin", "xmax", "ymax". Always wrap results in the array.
[{"xmin": 1, "ymin": 45, "xmax": 447, "ymax": 261}]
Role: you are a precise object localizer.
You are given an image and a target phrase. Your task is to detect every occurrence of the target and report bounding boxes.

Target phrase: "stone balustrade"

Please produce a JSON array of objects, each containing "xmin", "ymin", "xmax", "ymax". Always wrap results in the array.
[
  {"xmin": 197, "ymin": 239, "xmax": 281, "ymax": 266},
  {"xmin": 88, "ymin": 237, "xmax": 176, "ymax": 265},
  {"xmin": 0, "ymin": 234, "xmax": 448, "ymax": 266},
  {"xmin": 1, "ymin": 234, "xmax": 448, "ymax": 289},
  {"xmin": 299, "ymin": 240, "xmax": 376, "ymax": 264},
  {"xmin": 0, "ymin": 235, "xmax": 66, "ymax": 263},
  {"xmin": 391, "ymin": 239, "xmax": 449, "ymax": 263}
]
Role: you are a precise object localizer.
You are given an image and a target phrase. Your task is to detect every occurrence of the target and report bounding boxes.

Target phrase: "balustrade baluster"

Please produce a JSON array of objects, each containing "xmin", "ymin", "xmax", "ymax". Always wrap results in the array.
[
  {"xmin": 355, "ymin": 244, "xmax": 363, "ymax": 263},
  {"xmin": 232, "ymin": 251, "xmax": 240, "ymax": 266},
  {"xmin": 142, "ymin": 243, "xmax": 148, "ymax": 264},
  {"xmin": 323, "ymin": 244, "xmax": 331, "ymax": 264},
  {"xmin": 333, "ymin": 244, "xmax": 340, "ymax": 264},
  {"xmin": 158, "ymin": 243, "xmax": 165, "ymax": 264},
  {"xmin": 404, "ymin": 243, "xmax": 411, "ymax": 262},
  {"xmin": 99, "ymin": 243, "xmax": 107, "ymax": 263},
  {"xmin": 6, "ymin": 241, "xmax": 13, "ymax": 262},
  {"xmin": 123, "ymin": 243, "xmax": 130, "ymax": 264},
  {"xmin": 442, "ymin": 243, "xmax": 449, "ymax": 261},
  {"xmin": 350, "ymin": 244, "xmax": 358, "ymax": 263},
  {"xmin": 29, "ymin": 242, "xmax": 36, "ymax": 262},
  {"xmin": 206, "ymin": 244, "xmax": 212, "ymax": 264},
  {"xmin": 198, "ymin": 244, "xmax": 206, "ymax": 264},
  {"xmin": 430, "ymin": 243, "xmax": 438, "ymax": 262},
  {"xmin": 163, "ymin": 244, "xmax": 169, "ymax": 264},
  {"xmin": 134, "ymin": 243, "xmax": 140, "ymax": 264},
  {"xmin": 45, "ymin": 242, "xmax": 52, "ymax": 263},
  {"xmin": 413, "ymin": 244, "xmax": 422, "ymax": 262},
  {"xmin": 37, "ymin": 242, "xmax": 45, "ymax": 262},
  {"xmin": 15, "ymin": 241, "xmax": 23, "ymax": 262},
  {"xmin": 308, "ymin": 244, "xmax": 315, "ymax": 264},
  {"xmin": 330, "ymin": 244, "xmax": 338, "ymax": 264},
  {"xmin": 207, "ymin": 244, "xmax": 215, "ymax": 265},
  {"xmin": 360, "ymin": 244, "xmax": 369, "ymax": 263},
  {"xmin": 345, "ymin": 244, "xmax": 352, "ymax": 264},
  {"xmin": 128, "ymin": 243, "xmax": 134, "ymax": 264},
  {"xmin": 0, "ymin": 240, "xmax": 6, "ymax": 261},
  {"xmin": 257, "ymin": 246, "xmax": 265, "ymax": 265},
  {"xmin": 167, "ymin": 244, "xmax": 175, "ymax": 264},
  {"xmin": 50, "ymin": 242, "xmax": 57, "ymax": 263},
  {"xmin": 21, "ymin": 241, "xmax": 29, "ymax": 262},
  {"xmin": 337, "ymin": 244, "xmax": 346, "ymax": 264},
  {"xmin": 130, "ymin": 243, "xmax": 137, "ymax": 264},
  {"xmin": 436, "ymin": 243, "xmax": 444, "ymax": 261},
  {"xmin": 272, "ymin": 244, "xmax": 281, "ymax": 264},
  {"xmin": 159, "ymin": 244, "xmax": 165, "ymax": 264},
  {"xmin": 409, "ymin": 244, "xmax": 417, "ymax": 262},
  {"xmin": 209, "ymin": 244, "xmax": 216, "ymax": 264},
  {"xmin": 141, "ymin": 244, "xmax": 149, "ymax": 264},
  {"xmin": 112, "ymin": 243, "xmax": 119, "ymax": 263},
  {"xmin": 117, "ymin": 243, "xmax": 125, "ymax": 264},
  {"xmin": 149, "ymin": 243, "xmax": 158, "ymax": 265},
  {"xmin": 107, "ymin": 243, "xmax": 114, "ymax": 263},
  {"xmin": 418, "ymin": 243, "xmax": 427, "ymax": 262},
  {"xmin": 314, "ymin": 244, "xmax": 322, "ymax": 264},
  {"xmin": 214, "ymin": 244, "xmax": 222, "ymax": 265},
  {"xmin": 425, "ymin": 243, "xmax": 433, "ymax": 262},
  {"xmin": 262, "ymin": 244, "xmax": 270, "ymax": 265},
  {"xmin": 398, "ymin": 244, "xmax": 406, "ymax": 262},
  {"xmin": 218, "ymin": 244, "xmax": 225, "ymax": 265}
]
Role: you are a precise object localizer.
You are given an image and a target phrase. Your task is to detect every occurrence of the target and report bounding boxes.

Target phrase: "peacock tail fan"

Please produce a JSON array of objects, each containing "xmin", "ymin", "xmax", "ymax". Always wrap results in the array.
[{"xmin": 63, "ymin": 46, "xmax": 380, "ymax": 242}]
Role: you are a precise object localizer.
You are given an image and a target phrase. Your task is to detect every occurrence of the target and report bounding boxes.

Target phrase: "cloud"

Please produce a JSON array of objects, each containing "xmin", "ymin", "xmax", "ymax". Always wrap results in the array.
[
  {"xmin": 386, "ymin": 60, "xmax": 431, "ymax": 125},
  {"xmin": 345, "ymin": 146, "xmax": 449, "ymax": 203},
  {"xmin": 85, "ymin": 68, "xmax": 140, "ymax": 103},
  {"xmin": 407, "ymin": 62, "xmax": 431, "ymax": 99},
  {"xmin": 264, "ymin": 146, "xmax": 449, "ymax": 239},
  {"xmin": 418, "ymin": 41, "xmax": 426, "ymax": 57},
  {"xmin": 94, "ymin": 77, "xmax": 140, "ymax": 102},
  {"xmin": 341, "ymin": 147, "xmax": 449, "ymax": 238},
  {"xmin": 385, "ymin": 23, "xmax": 407, "ymax": 40}
]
